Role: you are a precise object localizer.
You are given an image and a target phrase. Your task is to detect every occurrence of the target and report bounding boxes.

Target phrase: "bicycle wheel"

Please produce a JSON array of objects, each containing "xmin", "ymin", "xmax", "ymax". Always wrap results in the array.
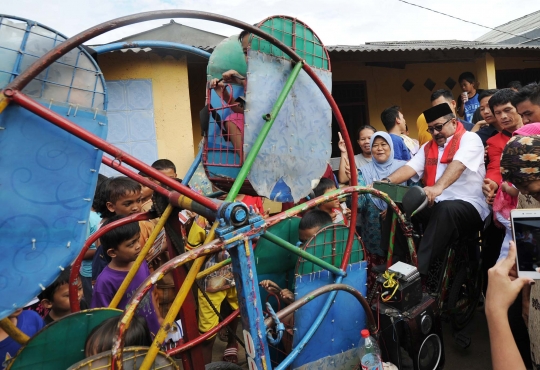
[{"xmin": 447, "ymin": 266, "xmax": 482, "ymax": 331}]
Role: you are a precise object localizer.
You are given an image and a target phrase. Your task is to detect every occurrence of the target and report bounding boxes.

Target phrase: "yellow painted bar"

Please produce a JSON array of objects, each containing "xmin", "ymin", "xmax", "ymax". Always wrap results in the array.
[
  {"xmin": 0, "ymin": 317, "xmax": 29, "ymax": 345},
  {"xmin": 140, "ymin": 222, "xmax": 219, "ymax": 370},
  {"xmin": 0, "ymin": 95, "xmax": 10, "ymax": 115},
  {"xmin": 109, "ymin": 205, "xmax": 173, "ymax": 308}
]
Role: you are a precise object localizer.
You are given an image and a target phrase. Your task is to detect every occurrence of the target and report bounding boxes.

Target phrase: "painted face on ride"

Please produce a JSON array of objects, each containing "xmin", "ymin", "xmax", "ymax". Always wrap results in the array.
[
  {"xmin": 516, "ymin": 99, "xmax": 540, "ymax": 124},
  {"xmin": 427, "ymin": 116, "xmax": 456, "ymax": 147},
  {"xmin": 358, "ymin": 128, "xmax": 375, "ymax": 155},
  {"xmin": 493, "ymin": 102, "xmax": 522, "ymax": 133},
  {"xmin": 371, "ymin": 137, "xmax": 391, "ymax": 163},
  {"xmin": 107, "ymin": 233, "xmax": 141, "ymax": 264},
  {"xmin": 107, "ymin": 190, "xmax": 142, "ymax": 216}
]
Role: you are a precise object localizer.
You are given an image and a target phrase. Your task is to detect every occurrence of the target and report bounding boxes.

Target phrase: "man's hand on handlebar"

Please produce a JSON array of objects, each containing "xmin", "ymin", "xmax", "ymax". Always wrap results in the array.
[{"xmin": 423, "ymin": 185, "xmax": 443, "ymax": 207}]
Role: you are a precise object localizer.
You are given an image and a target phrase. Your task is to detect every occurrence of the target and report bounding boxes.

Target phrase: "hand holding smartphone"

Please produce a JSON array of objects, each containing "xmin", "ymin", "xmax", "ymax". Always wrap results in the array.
[{"xmin": 511, "ymin": 209, "xmax": 540, "ymax": 279}]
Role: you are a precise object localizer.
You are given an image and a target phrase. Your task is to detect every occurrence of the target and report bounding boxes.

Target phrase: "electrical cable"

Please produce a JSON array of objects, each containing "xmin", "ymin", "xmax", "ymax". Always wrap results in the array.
[{"xmin": 397, "ymin": 0, "xmax": 535, "ymax": 42}]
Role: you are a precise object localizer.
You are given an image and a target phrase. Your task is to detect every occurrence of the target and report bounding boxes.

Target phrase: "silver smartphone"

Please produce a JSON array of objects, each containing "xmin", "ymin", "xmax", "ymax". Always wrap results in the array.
[{"xmin": 511, "ymin": 209, "xmax": 540, "ymax": 279}]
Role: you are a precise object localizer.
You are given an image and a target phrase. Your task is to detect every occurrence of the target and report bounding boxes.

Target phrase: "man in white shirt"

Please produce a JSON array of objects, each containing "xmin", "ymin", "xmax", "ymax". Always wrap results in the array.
[{"xmin": 387, "ymin": 103, "xmax": 489, "ymax": 275}]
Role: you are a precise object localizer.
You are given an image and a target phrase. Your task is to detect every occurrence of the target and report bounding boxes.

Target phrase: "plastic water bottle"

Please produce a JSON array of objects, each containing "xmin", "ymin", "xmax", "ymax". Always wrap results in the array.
[{"xmin": 358, "ymin": 329, "xmax": 383, "ymax": 370}]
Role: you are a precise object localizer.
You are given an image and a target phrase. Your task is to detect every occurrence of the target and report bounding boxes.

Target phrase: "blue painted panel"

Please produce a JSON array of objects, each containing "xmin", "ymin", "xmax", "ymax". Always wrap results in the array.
[
  {"xmin": 0, "ymin": 102, "xmax": 107, "ymax": 319},
  {"xmin": 244, "ymin": 50, "xmax": 332, "ymax": 202},
  {"xmin": 291, "ymin": 262, "xmax": 367, "ymax": 368},
  {"xmin": 101, "ymin": 79, "xmax": 157, "ymax": 178}
]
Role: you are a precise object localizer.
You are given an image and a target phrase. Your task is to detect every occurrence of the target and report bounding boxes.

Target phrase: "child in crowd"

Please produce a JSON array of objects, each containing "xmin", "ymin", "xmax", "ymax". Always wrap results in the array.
[
  {"xmin": 81, "ymin": 174, "xmax": 107, "ymax": 304},
  {"xmin": 0, "ymin": 306, "xmax": 44, "ymax": 368},
  {"xmin": 92, "ymin": 177, "xmax": 154, "ymax": 281},
  {"xmin": 84, "ymin": 316, "xmax": 152, "ymax": 357},
  {"xmin": 40, "ymin": 267, "xmax": 85, "ymax": 325},
  {"xmin": 313, "ymin": 178, "xmax": 350, "ymax": 225},
  {"xmin": 457, "ymin": 72, "xmax": 481, "ymax": 123},
  {"xmin": 91, "ymin": 216, "xmax": 161, "ymax": 337}
]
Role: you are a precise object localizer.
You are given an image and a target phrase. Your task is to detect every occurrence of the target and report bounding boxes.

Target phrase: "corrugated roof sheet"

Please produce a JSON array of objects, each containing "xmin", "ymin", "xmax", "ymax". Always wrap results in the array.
[
  {"xmin": 476, "ymin": 10, "xmax": 540, "ymax": 44},
  {"xmin": 327, "ymin": 39, "xmax": 540, "ymax": 52}
]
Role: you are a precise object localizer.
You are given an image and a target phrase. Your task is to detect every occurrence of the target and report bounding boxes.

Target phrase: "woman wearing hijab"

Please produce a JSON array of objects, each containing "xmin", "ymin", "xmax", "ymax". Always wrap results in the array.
[{"xmin": 356, "ymin": 132, "xmax": 411, "ymax": 277}]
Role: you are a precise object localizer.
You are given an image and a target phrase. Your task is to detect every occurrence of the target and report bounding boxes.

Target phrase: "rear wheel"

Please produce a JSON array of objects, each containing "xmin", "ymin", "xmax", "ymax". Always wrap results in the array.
[{"xmin": 447, "ymin": 267, "xmax": 482, "ymax": 331}]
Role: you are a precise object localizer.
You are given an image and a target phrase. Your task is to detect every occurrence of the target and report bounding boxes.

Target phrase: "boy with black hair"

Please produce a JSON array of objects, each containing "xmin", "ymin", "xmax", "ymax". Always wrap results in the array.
[
  {"xmin": 40, "ymin": 266, "xmax": 85, "ymax": 325},
  {"xmin": 92, "ymin": 177, "xmax": 154, "ymax": 282},
  {"xmin": 313, "ymin": 178, "xmax": 351, "ymax": 224},
  {"xmin": 91, "ymin": 215, "xmax": 161, "ymax": 336},
  {"xmin": 473, "ymin": 89, "xmax": 500, "ymax": 146},
  {"xmin": 513, "ymin": 82, "xmax": 540, "ymax": 124},
  {"xmin": 380, "ymin": 106, "xmax": 411, "ymax": 160},
  {"xmin": 150, "ymin": 159, "xmax": 177, "ymax": 180},
  {"xmin": 457, "ymin": 71, "xmax": 481, "ymax": 123}
]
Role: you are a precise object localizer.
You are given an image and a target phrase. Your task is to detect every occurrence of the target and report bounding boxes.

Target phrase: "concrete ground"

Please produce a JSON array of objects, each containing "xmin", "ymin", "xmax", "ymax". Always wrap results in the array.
[{"xmin": 199, "ymin": 308, "xmax": 493, "ymax": 369}]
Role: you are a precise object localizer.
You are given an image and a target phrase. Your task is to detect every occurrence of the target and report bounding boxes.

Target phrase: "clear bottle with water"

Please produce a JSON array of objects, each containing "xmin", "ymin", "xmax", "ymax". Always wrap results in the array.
[{"xmin": 358, "ymin": 329, "xmax": 383, "ymax": 370}]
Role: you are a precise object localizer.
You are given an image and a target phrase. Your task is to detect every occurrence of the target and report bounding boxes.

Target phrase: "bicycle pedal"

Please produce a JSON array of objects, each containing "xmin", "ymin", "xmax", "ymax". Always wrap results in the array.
[{"xmin": 453, "ymin": 332, "xmax": 471, "ymax": 349}]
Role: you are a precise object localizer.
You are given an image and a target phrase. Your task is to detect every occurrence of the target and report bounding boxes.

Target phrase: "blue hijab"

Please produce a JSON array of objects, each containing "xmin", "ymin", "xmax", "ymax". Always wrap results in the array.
[{"xmin": 359, "ymin": 131, "xmax": 407, "ymax": 210}]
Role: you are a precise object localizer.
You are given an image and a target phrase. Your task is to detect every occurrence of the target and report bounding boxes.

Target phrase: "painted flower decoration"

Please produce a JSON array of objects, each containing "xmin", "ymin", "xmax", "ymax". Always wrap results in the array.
[
  {"xmin": 519, "ymin": 137, "xmax": 534, "ymax": 145},
  {"xmin": 520, "ymin": 153, "xmax": 540, "ymax": 162},
  {"xmin": 520, "ymin": 167, "xmax": 540, "ymax": 174},
  {"xmin": 500, "ymin": 167, "xmax": 508, "ymax": 174}
]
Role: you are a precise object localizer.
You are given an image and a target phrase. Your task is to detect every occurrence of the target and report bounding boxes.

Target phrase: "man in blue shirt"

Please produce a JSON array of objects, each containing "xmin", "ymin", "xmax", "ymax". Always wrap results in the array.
[{"xmin": 380, "ymin": 105, "xmax": 411, "ymax": 160}]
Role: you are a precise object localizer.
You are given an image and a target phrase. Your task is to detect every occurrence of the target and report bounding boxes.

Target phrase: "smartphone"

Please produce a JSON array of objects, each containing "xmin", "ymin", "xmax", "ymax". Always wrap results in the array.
[{"xmin": 510, "ymin": 209, "xmax": 540, "ymax": 279}]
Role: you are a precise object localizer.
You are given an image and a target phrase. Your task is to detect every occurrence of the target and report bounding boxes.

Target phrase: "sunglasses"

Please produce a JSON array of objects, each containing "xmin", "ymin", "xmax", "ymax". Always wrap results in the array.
[{"xmin": 426, "ymin": 118, "xmax": 452, "ymax": 134}]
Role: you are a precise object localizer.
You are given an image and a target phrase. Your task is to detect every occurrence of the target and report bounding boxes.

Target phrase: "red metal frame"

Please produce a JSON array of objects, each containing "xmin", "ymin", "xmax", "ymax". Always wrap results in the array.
[
  {"xmin": 2, "ymin": 10, "xmax": 362, "ymax": 368},
  {"xmin": 166, "ymin": 309, "xmax": 240, "ymax": 356},
  {"xmin": 6, "ymin": 90, "xmax": 219, "ymax": 212}
]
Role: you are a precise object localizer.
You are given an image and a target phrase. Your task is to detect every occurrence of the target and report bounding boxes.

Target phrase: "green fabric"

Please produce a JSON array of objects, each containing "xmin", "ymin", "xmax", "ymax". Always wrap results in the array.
[
  {"xmin": 296, "ymin": 224, "xmax": 364, "ymax": 276},
  {"xmin": 372, "ymin": 181, "xmax": 410, "ymax": 204},
  {"xmin": 10, "ymin": 309, "xmax": 121, "ymax": 370},
  {"xmin": 207, "ymin": 35, "xmax": 247, "ymax": 80}
]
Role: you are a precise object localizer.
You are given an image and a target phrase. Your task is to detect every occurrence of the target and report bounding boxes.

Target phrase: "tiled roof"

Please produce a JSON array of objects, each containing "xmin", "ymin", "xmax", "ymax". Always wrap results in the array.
[{"xmin": 327, "ymin": 40, "xmax": 540, "ymax": 52}]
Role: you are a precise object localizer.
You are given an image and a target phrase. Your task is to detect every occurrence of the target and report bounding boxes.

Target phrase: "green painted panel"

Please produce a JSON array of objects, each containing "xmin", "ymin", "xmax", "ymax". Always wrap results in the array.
[
  {"xmin": 296, "ymin": 224, "xmax": 365, "ymax": 275},
  {"xmin": 251, "ymin": 16, "xmax": 329, "ymax": 70},
  {"xmin": 9, "ymin": 309, "xmax": 121, "ymax": 370},
  {"xmin": 254, "ymin": 217, "xmax": 301, "ymax": 275}
]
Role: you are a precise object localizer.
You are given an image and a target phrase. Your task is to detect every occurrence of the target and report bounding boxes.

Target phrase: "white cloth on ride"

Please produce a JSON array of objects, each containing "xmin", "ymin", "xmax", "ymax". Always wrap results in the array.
[{"xmin": 406, "ymin": 131, "xmax": 490, "ymax": 221}]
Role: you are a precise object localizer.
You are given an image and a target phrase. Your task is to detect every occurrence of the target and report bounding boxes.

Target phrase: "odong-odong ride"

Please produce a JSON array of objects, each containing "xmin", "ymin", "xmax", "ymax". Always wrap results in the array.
[{"xmin": 0, "ymin": 10, "xmax": 458, "ymax": 370}]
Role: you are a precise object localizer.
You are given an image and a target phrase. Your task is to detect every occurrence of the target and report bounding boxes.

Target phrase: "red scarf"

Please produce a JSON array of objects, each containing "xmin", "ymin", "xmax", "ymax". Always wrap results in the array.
[{"xmin": 423, "ymin": 122, "xmax": 466, "ymax": 186}]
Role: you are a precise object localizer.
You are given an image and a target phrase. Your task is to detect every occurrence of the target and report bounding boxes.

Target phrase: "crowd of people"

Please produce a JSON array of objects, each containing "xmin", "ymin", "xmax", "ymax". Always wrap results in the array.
[{"xmin": 3, "ymin": 29, "xmax": 540, "ymax": 368}]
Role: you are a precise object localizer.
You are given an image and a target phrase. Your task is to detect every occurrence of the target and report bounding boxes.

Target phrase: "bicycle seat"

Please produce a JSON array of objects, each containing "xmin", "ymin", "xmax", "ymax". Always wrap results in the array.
[{"xmin": 402, "ymin": 186, "xmax": 428, "ymax": 219}]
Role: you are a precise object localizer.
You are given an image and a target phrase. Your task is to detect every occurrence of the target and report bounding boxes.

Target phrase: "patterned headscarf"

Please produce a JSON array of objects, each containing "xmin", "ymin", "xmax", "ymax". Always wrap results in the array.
[{"xmin": 501, "ymin": 135, "xmax": 540, "ymax": 184}]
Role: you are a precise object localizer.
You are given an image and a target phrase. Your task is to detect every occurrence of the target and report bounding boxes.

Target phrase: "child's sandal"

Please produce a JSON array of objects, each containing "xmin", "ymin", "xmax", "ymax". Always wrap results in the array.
[{"xmin": 223, "ymin": 343, "xmax": 239, "ymax": 363}]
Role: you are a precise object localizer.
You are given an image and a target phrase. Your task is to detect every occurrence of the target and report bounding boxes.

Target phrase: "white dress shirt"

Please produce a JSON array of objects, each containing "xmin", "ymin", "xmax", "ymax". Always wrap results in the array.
[{"xmin": 406, "ymin": 132, "xmax": 490, "ymax": 221}]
